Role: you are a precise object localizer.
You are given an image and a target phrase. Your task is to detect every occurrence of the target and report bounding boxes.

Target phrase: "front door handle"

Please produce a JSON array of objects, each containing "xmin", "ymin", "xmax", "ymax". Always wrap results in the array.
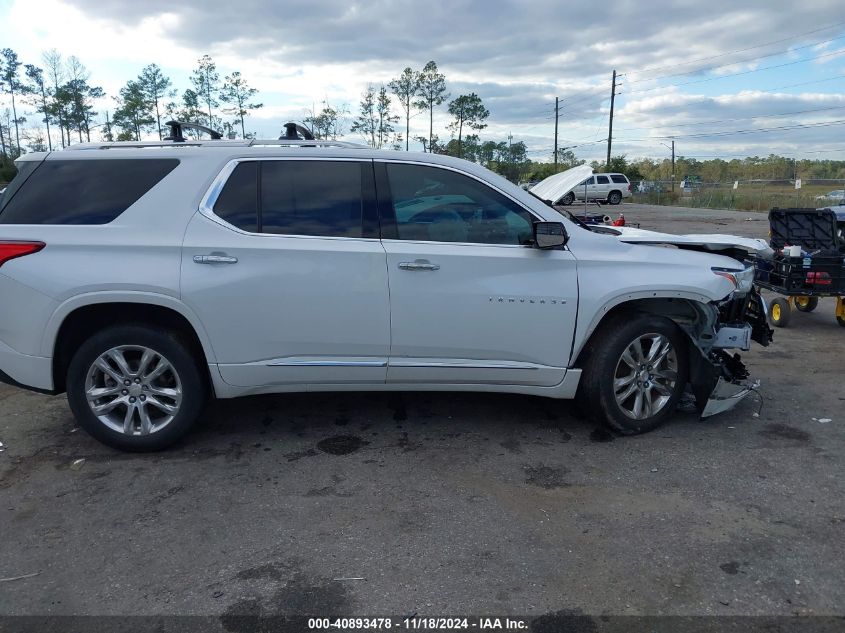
[
  {"xmin": 398, "ymin": 260, "xmax": 440, "ymax": 271},
  {"xmin": 193, "ymin": 254, "xmax": 238, "ymax": 265}
]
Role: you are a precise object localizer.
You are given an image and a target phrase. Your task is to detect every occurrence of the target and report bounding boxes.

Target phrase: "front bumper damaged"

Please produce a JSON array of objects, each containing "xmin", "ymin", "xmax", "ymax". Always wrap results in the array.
[
  {"xmin": 701, "ymin": 377, "xmax": 760, "ymax": 418},
  {"xmin": 687, "ymin": 286, "xmax": 772, "ymax": 419}
]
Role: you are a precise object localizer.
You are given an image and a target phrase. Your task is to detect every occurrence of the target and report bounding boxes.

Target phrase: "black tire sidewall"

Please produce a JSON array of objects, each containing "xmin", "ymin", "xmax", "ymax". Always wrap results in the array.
[
  {"xmin": 768, "ymin": 298, "xmax": 791, "ymax": 327},
  {"xmin": 608, "ymin": 191, "xmax": 622, "ymax": 205},
  {"xmin": 582, "ymin": 314, "xmax": 689, "ymax": 435},
  {"xmin": 66, "ymin": 325, "xmax": 206, "ymax": 451},
  {"xmin": 794, "ymin": 297, "xmax": 818, "ymax": 312},
  {"xmin": 563, "ymin": 192, "xmax": 575, "ymax": 205}
]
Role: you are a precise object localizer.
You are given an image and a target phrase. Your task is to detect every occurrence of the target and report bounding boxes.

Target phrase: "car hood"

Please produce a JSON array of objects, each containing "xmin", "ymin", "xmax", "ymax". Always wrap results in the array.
[
  {"xmin": 611, "ymin": 226, "xmax": 773, "ymax": 258},
  {"xmin": 529, "ymin": 164, "xmax": 593, "ymax": 204}
]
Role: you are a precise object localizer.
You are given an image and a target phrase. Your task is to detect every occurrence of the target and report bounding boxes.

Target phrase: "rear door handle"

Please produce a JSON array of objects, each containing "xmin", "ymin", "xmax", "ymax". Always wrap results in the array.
[
  {"xmin": 398, "ymin": 260, "xmax": 440, "ymax": 271},
  {"xmin": 193, "ymin": 254, "xmax": 238, "ymax": 264}
]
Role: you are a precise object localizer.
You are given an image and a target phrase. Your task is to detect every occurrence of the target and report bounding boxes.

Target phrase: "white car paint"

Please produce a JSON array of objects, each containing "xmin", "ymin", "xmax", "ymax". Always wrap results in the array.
[
  {"xmin": 612, "ymin": 226, "xmax": 774, "ymax": 258},
  {"xmin": 0, "ymin": 143, "xmax": 753, "ymax": 406}
]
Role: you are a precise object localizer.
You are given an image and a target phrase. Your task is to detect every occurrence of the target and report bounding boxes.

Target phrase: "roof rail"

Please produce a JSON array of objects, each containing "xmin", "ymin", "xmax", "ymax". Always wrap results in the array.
[{"xmin": 62, "ymin": 138, "xmax": 369, "ymax": 151}]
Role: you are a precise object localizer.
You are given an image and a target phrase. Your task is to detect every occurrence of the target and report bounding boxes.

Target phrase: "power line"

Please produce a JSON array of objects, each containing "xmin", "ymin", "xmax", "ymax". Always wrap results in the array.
[
  {"xmin": 614, "ymin": 104, "xmax": 845, "ymax": 132},
  {"xmin": 625, "ymin": 19, "xmax": 845, "ymax": 76},
  {"xmin": 621, "ymin": 48, "xmax": 845, "ymax": 95},
  {"xmin": 624, "ymin": 32, "xmax": 845, "ymax": 86},
  {"xmin": 616, "ymin": 118, "xmax": 845, "ymax": 142},
  {"xmin": 757, "ymin": 74, "xmax": 845, "ymax": 92}
]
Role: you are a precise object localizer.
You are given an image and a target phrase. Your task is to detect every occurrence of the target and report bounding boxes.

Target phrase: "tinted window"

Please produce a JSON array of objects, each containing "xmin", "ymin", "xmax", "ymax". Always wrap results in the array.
[
  {"xmin": 596, "ymin": 175, "xmax": 610, "ymax": 184},
  {"xmin": 0, "ymin": 160, "xmax": 41, "ymax": 214},
  {"xmin": 261, "ymin": 161, "xmax": 363, "ymax": 237},
  {"xmin": 213, "ymin": 162, "xmax": 258, "ymax": 232},
  {"xmin": 386, "ymin": 163, "xmax": 535, "ymax": 245},
  {"xmin": 610, "ymin": 174, "xmax": 628, "ymax": 184},
  {"xmin": 0, "ymin": 159, "xmax": 179, "ymax": 225}
]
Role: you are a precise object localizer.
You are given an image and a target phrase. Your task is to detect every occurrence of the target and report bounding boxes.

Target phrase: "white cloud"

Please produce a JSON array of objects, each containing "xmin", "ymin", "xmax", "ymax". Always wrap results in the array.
[{"xmin": 1, "ymin": 0, "xmax": 844, "ymax": 158}]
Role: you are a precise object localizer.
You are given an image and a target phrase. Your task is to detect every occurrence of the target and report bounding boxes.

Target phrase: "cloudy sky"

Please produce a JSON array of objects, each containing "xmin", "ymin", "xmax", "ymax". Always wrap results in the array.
[{"xmin": 2, "ymin": 0, "xmax": 845, "ymax": 162}]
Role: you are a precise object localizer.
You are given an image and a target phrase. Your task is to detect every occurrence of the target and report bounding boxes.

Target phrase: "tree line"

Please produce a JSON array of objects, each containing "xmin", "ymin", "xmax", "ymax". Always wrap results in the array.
[
  {"xmin": 7, "ymin": 48, "xmax": 839, "ymax": 186},
  {"xmin": 0, "ymin": 48, "xmax": 263, "ymax": 160},
  {"xmin": 1, "ymin": 51, "xmax": 533, "ymax": 182}
]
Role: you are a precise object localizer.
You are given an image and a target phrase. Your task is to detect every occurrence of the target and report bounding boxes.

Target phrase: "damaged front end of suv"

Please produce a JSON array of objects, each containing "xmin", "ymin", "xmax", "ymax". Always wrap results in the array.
[
  {"xmin": 610, "ymin": 231, "xmax": 774, "ymax": 419},
  {"xmin": 682, "ymin": 265, "xmax": 772, "ymax": 418}
]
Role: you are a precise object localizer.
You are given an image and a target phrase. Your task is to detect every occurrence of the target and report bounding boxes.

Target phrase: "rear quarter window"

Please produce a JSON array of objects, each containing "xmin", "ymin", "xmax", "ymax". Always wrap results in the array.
[
  {"xmin": 0, "ymin": 159, "xmax": 179, "ymax": 225},
  {"xmin": 610, "ymin": 174, "xmax": 629, "ymax": 184}
]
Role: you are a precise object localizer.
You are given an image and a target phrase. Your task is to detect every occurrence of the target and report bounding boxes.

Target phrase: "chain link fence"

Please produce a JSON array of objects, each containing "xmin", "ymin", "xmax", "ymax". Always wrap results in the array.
[{"xmin": 628, "ymin": 179, "xmax": 845, "ymax": 211}]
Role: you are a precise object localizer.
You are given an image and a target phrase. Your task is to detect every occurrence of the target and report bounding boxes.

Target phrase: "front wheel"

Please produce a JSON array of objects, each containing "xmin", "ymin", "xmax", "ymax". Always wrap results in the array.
[
  {"xmin": 578, "ymin": 314, "xmax": 689, "ymax": 435},
  {"xmin": 768, "ymin": 297, "xmax": 791, "ymax": 328},
  {"xmin": 66, "ymin": 325, "xmax": 207, "ymax": 451}
]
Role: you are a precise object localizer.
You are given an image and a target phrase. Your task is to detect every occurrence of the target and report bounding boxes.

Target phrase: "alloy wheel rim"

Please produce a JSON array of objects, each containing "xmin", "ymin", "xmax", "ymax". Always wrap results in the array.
[
  {"xmin": 613, "ymin": 333, "xmax": 678, "ymax": 420},
  {"xmin": 84, "ymin": 345, "xmax": 182, "ymax": 435}
]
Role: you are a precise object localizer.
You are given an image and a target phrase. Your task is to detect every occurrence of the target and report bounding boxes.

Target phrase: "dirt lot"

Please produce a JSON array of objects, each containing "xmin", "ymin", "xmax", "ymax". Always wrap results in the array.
[{"xmin": 1, "ymin": 203, "xmax": 843, "ymax": 625}]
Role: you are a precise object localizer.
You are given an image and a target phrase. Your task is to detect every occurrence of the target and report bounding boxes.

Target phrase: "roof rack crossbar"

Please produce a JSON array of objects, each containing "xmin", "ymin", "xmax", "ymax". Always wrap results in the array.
[
  {"xmin": 281, "ymin": 122, "xmax": 315, "ymax": 140},
  {"xmin": 164, "ymin": 120, "xmax": 223, "ymax": 142}
]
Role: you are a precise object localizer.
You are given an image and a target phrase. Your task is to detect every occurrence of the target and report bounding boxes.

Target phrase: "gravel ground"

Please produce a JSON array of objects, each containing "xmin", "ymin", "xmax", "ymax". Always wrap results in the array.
[{"xmin": 1, "ymin": 203, "xmax": 843, "ymax": 625}]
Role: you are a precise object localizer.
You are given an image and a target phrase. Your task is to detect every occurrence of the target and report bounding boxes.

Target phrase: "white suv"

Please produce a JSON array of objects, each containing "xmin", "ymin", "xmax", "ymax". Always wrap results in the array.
[
  {"xmin": 558, "ymin": 173, "xmax": 631, "ymax": 205},
  {"xmin": 0, "ymin": 127, "xmax": 770, "ymax": 450}
]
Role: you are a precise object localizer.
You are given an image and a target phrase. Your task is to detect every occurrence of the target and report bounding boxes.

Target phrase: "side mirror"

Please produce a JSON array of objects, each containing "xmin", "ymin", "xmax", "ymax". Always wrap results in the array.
[{"xmin": 533, "ymin": 221, "xmax": 568, "ymax": 249}]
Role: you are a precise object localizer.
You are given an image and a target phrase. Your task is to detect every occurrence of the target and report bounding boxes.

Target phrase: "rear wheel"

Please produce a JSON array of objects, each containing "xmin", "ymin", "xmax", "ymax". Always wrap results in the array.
[
  {"xmin": 66, "ymin": 325, "xmax": 206, "ymax": 451},
  {"xmin": 561, "ymin": 192, "xmax": 575, "ymax": 205},
  {"xmin": 578, "ymin": 313, "xmax": 689, "ymax": 435},
  {"xmin": 768, "ymin": 297, "xmax": 791, "ymax": 328},
  {"xmin": 608, "ymin": 191, "xmax": 623, "ymax": 205},
  {"xmin": 794, "ymin": 296, "xmax": 818, "ymax": 312}
]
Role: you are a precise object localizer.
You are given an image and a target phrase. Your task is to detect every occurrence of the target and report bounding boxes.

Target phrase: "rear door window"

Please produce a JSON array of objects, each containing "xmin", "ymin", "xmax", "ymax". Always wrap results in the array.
[
  {"xmin": 212, "ymin": 162, "xmax": 258, "ymax": 233},
  {"xmin": 0, "ymin": 159, "xmax": 179, "ymax": 225},
  {"xmin": 595, "ymin": 175, "xmax": 610, "ymax": 185},
  {"xmin": 260, "ymin": 161, "xmax": 364, "ymax": 238}
]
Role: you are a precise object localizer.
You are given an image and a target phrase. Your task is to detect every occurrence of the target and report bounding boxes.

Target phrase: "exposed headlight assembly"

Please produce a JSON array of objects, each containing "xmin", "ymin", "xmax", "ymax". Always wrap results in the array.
[{"xmin": 712, "ymin": 266, "xmax": 754, "ymax": 295}]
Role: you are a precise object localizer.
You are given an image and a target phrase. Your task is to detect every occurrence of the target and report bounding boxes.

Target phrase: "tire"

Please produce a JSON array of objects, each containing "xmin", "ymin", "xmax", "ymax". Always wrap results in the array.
[
  {"xmin": 578, "ymin": 313, "xmax": 689, "ymax": 435},
  {"xmin": 66, "ymin": 325, "xmax": 207, "ymax": 451},
  {"xmin": 607, "ymin": 191, "xmax": 623, "ymax": 205},
  {"xmin": 561, "ymin": 192, "xmax": 575, "ymax": 206},
  {"xmin": 837, "ymin": 316, "xmax": 845, "ymax": 327},
  {"xmin": 768, "ymin": 297, "xmax": 791, "ymax": 328},
  {"xmin": 794, "ymin": 296, "xmax": 818, "ymax": 312}
]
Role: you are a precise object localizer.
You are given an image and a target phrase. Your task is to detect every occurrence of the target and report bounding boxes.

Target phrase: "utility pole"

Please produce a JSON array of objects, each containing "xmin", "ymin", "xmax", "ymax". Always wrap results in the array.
[
  {"xmin": 606, "ymin": 69, "xmax": 616, "ymax": 169},
  {"xmin": 671, "ymin": 139, "xmax": 675, "ymax": 193},
  {"xmin": 553, "ymin": 96, "xmax": 559, "ymax": 169}
]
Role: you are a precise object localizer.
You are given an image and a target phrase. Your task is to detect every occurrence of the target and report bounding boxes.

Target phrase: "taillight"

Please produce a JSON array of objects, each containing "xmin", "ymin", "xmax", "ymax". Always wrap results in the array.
[
  {"xmin": 0, "ymin": 241, "xmax": 45, "ymax": 268},
  {"xmin": 628, "ymin": 183, "xmax": 632, "ymax": 192},
  {"xmin": 806, "ymin": 271, "xmax": 832, "ymax": 286}
]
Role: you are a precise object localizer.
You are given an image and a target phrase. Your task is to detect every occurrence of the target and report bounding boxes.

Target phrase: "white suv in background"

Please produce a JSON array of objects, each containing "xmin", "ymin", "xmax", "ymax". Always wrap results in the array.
[
  {"xmin": 0, "ymin": 125, "xmax": 769, "ymax": 450},
  {"xmin": 558, "ymin": 173, "xmax": 632, "ymax": 205}
]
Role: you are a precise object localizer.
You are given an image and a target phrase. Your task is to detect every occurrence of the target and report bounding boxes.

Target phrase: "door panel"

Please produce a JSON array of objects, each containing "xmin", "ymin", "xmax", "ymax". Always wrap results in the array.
[
  {"xmin": 182, "ymin": 215, "xmax": 389, "ymax": 386},
  {"xmin": 383, "ymin": 241, "xmax": 577, "ymax": 386},
  {"xmin": 377, "ymin": 161, "xmax": 578, "ymax": 386},
  {"xmin": 181, "ymin": 158, "xmax": 389, "ymax": 388}
]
